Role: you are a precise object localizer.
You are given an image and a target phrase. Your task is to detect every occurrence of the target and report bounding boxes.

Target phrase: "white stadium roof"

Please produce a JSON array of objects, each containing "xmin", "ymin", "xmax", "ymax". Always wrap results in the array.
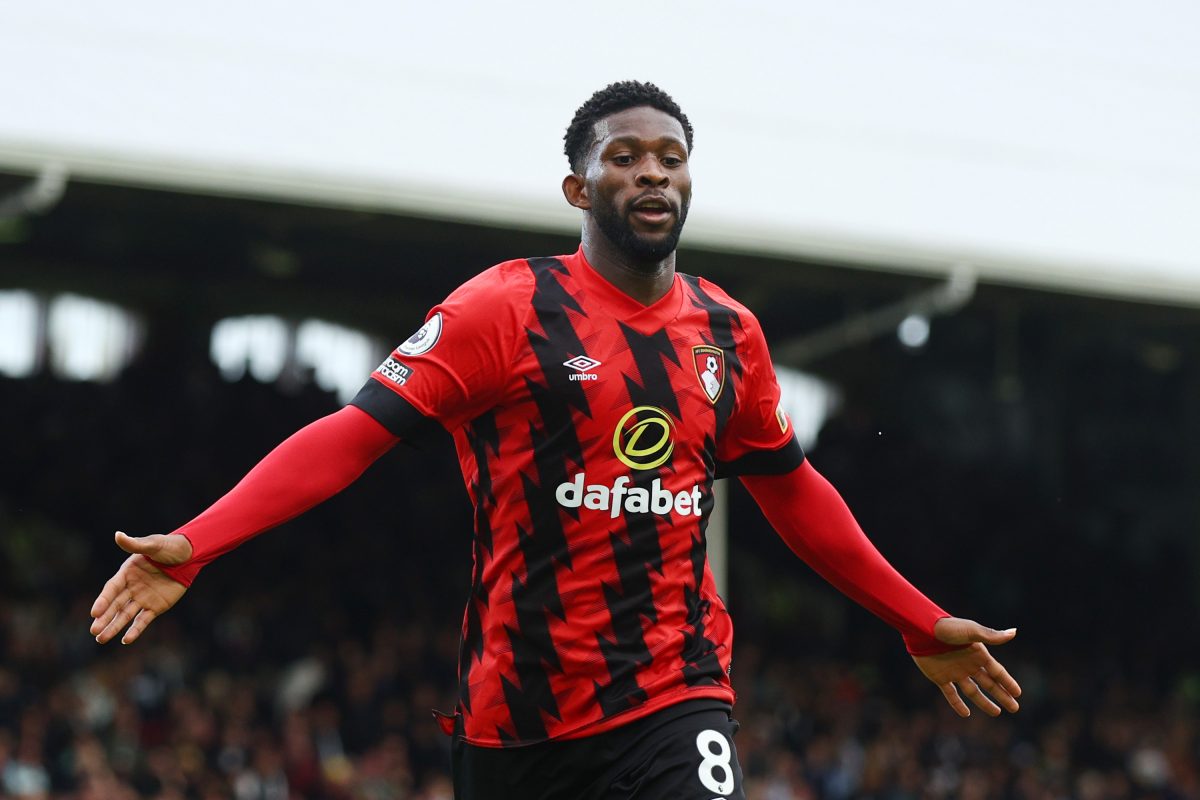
[{"xmin": 3, "ymin": 1, "xmax": 1198, "ymax": 304}]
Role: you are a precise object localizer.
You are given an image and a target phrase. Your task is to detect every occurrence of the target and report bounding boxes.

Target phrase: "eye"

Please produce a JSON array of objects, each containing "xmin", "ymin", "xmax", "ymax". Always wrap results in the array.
[
  {"xmin": 612, "ymin": 154, "xmax": 636, "ymax": 166},
  {"xmin": 662, "ymin": 155, "xmax": 685, "ymax": 168}
]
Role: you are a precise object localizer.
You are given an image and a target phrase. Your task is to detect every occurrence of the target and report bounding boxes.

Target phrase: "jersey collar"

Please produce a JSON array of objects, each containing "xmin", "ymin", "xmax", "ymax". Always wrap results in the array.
[{"xmin": 564, "ymin": 246, "xmax": 685, "ymax": 332}]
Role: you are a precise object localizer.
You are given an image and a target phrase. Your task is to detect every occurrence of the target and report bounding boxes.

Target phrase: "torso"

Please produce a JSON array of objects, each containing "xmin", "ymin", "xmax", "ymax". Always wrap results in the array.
[{"xmin": 368, "ymin": 248, "xmax": 793, "ymax": 746}]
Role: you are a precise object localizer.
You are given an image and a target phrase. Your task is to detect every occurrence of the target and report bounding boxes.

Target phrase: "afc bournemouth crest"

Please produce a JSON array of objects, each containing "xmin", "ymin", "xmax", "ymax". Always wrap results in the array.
[{"xmin": 692, "ymin": 345, "xmax": 726, "ymax": 404}]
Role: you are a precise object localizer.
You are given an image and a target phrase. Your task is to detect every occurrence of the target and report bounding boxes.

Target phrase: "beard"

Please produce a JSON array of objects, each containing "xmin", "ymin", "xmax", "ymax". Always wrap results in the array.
[{"xmin": 591, "ymin": 196, "xmax": 690, "ymax": 268}]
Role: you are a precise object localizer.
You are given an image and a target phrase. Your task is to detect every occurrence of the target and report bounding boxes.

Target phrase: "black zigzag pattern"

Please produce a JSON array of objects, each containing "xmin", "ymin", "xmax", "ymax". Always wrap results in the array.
[
  {"xmin": 681, "ymin": 469, "xmax": 722, "ymax": 687},
  {"xmin": 679, "ymin": 275, "xmax": 745, "ymax": 685},
  {"xmin": 592, "ymin": 323, "xmax": 681, "ymax": 716},
  {"xmin": 681, "ymin": 275, "xmax": 742, "ymax": 446},
  {"xmin": 458, "ymin": 411, "xmax": 501, "ymax": 715},
  {"xmin": 492, "ymin": 257, "xmax": 592, "ymax": 742}
]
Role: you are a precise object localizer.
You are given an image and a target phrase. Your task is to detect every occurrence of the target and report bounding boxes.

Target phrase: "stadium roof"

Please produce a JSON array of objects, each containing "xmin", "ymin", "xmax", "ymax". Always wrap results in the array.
[{"xmin": 2, "ymin": 1, "xmax": 1198, "ymax": 305}]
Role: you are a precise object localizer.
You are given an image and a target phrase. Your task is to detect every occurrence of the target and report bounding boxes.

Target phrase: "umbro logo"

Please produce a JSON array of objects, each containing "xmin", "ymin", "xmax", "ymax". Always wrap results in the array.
[{"xmin": 563, "ymin": 355, "xmax": 601, "ymax": 382}]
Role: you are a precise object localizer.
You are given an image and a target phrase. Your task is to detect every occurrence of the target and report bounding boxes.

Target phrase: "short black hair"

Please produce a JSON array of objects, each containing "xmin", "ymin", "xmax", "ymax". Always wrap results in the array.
[{"xmin": 564, "ymin": 80, "xmax": 694, "ymax": 173}]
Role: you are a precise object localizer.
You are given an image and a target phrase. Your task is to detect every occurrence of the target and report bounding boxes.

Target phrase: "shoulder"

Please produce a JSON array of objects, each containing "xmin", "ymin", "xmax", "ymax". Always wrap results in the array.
[
  {"xmin": 437, "ymin": 255, "xmax": 583, "ymax": 336},
  {"xmin": 447, "ymin": 258, "xmax": 540, "ymax": 306},
  {"xmin": 678, "ymin": 272, "xmax": 763, "ymax": 336}
]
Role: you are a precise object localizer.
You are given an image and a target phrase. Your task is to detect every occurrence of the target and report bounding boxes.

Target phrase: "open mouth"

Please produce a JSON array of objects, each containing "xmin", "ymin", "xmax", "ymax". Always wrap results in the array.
[{"xmin": 630, "ymin": 196, "xmax": 674, "ymax": 226}]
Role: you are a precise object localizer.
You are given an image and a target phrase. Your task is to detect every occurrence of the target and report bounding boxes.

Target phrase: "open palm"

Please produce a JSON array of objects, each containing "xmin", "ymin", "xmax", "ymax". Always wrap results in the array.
[
  {"xmin": 89, "ymin": 531, "xmax": 192, "ymax": 645},
  {"xmin": 912, "ymin": 617, "xmax": 1021, "ymax": 718}
]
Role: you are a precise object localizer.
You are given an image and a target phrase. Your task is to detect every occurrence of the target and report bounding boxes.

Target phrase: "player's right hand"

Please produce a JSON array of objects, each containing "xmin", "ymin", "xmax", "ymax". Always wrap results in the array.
[
  {"xmin": 89, "ymin": 531, "xmax": 192, "ymax": 645},
  {"xmin": 911, "ymin": 617, "xmax": 1020, "ymax": 718}
]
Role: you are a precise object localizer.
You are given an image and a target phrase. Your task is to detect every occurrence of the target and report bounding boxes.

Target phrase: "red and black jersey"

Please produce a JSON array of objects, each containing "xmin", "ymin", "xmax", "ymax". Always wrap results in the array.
[{"xmin": 351, "ymin": 247, "xmax": 802, "ymax": 747}]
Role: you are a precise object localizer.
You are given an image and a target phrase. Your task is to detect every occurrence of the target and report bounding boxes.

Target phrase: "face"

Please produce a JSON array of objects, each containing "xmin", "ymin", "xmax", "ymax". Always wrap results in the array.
[{"xmin": 573, "ymin": 106, "xmax": 692, "ymax": 265}]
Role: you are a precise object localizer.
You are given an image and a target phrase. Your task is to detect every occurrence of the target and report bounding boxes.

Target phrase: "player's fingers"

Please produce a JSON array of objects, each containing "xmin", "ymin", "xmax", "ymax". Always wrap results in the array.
[
  {"xmin": 95, "ymin": 596, "xmax": 141, "ymax": 644},
  {"xmin": 973, "ymin": 626, "xmax": 1017, "ymax": 646},
  {"xmin": 94, "ymin": 602, "xmax": 130, "ymax": 643},
  {"xmin": 986, "ymin": 659, "xmax": 1022, "ymax": 699},
  {"xmin": 116, "ymin": 531, "xmax": 192, "ymax": 565},
  {"xmin": 939, "ymin": 682, "xmax": 970, "ymax": 718},
  {"xmin": 121, "ymin": 608, "xmax": 158, "ymax": 645},
  {"xmin": 90, "ymin": 576, "xmax": 131, "ymax": 629},
  {"xmin": 90, "ymin": 587, "xmax": 132, "ymax": 636},
  {"xmin": 90, "ymin": 569, "xmax": 130, "ymax": 618},
  {"xmin": 933, "ymin": 618, "xmax": 1017, "ymax": 647},
  {"xmin": 116, "ymin": 531, "xmax": 165, "ymax": 556},
  {"xmin": 973, "ymin": 669, "xmax": 1019, "ymax": 713},
  {"xmin": 90, "ymin": 591, "xmax": 111, "ymax": 620},
  {"xmin": 958, "ymin": 678, "xmax": 1002, "ymax": 717}
]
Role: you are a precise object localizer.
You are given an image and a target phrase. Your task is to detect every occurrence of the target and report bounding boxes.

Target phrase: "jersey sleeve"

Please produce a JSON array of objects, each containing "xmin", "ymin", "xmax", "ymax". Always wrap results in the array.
[
  {"xmin": 350, "ymin": 265, "xmax": 527, "ymax": 439},
  {"xmin": 716, "ymin": 309, "xmax": 805, "ymax": 477},
  {"xmin": 740, "ymin": 462, "xmax": 954, "ymax": 655},
  {"xmin": 155, "ymin": 405, "xmax": 400, "ymax": 587}
]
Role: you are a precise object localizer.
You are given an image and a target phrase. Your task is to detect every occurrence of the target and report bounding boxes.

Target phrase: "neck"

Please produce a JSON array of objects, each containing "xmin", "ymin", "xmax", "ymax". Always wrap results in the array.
[{"xmin": 580, "ymin": 222, "xmax": 676, "ymax": 307}]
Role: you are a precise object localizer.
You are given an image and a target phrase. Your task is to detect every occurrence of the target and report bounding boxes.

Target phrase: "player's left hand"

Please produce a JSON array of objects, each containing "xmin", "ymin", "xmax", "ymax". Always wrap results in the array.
[
  {"xmin": 89, "ymin": 531, "xmax": 191, "ymax": 645},
  {"xmin": 912, "ymin": 617, "xmax": 1021, "ymax": 718}
]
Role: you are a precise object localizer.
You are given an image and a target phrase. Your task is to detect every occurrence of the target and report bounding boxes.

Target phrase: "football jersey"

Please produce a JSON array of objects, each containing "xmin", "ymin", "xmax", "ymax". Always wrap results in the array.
[{"xmin": 351, "ymin": 247, "xmax": 803, "ymax": 746}]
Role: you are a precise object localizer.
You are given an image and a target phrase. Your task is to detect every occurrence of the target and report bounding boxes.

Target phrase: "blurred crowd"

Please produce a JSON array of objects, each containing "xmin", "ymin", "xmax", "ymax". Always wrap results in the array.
[
  {"xmin": 3, "ymin": 587, "xmax": 1198, "ymax": 800},
  {"xmin": 3, "ymin": 346, "xmax": 1199, "ymax": 799}
]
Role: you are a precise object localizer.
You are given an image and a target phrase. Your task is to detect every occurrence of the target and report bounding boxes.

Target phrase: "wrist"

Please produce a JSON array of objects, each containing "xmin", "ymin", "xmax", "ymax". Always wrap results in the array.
[
  {"xmin": 151, "ymin": 533, "xmax": 199, "ymax": 587},
  {"xmin": 903, "ymin": 631, "xmax": 963, "ymax": 656}
]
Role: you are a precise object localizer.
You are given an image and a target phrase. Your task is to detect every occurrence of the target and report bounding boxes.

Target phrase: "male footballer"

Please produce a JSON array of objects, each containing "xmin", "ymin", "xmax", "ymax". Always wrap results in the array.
[{"xmin": 90, "ymin": 81, "xmax": 1020, "ymax": 799}]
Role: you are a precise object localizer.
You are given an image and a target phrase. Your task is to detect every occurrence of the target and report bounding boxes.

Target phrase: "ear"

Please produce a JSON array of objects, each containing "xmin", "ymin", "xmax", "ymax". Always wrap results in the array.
[{"xmin": 562, "ymin": 173, "xmax": 590, "ymax": 211}]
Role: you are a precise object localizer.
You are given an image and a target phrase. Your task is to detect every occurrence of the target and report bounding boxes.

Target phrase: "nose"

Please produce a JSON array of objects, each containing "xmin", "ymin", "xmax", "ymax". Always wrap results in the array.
[{"xmin": 636, "ymin": 157, "xmax": 669, "ymax": 188}]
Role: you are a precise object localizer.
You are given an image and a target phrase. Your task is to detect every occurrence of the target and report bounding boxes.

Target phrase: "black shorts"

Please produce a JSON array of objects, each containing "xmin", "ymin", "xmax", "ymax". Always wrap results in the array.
[{"xmin": 451, "ymin": 699, "xmax": 745, "ymax": 800}]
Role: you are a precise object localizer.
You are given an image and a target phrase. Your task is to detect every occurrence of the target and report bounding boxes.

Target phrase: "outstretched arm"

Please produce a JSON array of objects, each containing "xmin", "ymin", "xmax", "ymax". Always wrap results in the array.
[
  {"xmin": 740, "ymin": 460, "xmax": 1021, "ymax": 717},
  {"xmin": 89, "ymin": 404, "xmax": 400, "ymax": 644}
]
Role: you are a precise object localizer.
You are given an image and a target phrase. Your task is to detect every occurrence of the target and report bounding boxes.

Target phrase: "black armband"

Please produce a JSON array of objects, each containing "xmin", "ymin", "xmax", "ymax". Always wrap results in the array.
[
  {"xmin": 349, "ymin": 379, "xmax": 448, "ymax": 450},
  {"xmin": 715, "ymin": 434, "xmax": 806, "ymax": 479}
]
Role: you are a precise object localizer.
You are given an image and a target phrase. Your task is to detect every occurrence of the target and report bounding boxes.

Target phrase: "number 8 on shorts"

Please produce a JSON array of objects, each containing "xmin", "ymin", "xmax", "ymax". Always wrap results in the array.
[{"xmin": 695, "ymin": 729, "xmax": 735, "ymax": 795}]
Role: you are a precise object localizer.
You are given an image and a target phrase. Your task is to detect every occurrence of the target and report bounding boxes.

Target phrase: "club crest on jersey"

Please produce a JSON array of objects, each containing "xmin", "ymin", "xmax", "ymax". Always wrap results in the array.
[
  {"xmin": 398, "ymin": 312, "xmax": 443, "ymax": 356},
  {"xmin": 692, "ymin": 345, "xmax": 726, "ymax": 404}
]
